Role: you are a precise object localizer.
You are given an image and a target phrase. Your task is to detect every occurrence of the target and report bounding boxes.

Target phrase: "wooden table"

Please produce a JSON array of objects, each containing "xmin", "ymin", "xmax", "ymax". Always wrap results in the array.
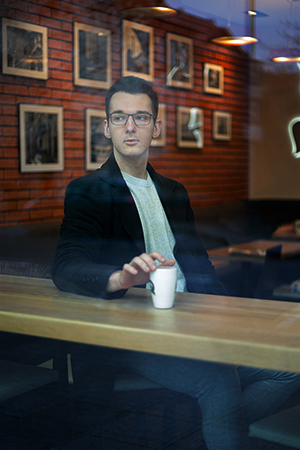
[
  {"xmin": 208, "ymin": 239, "xmax": 300, "ymax": 263},
  {"xmin": 0, "ymin": 274, "xmax": 300, "ymax": 373}
]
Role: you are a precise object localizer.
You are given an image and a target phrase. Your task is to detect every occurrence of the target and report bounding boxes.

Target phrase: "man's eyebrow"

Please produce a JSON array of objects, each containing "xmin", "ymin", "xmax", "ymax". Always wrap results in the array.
[{"xmin": 110, "ymin": 110, "xmax": 151, "ymax": 114}]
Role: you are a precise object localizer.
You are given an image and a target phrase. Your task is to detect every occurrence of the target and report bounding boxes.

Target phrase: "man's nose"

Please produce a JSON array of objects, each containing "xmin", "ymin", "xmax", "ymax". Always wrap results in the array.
[{"xmin": 125, "ymin": 115, "xmax": 136, "ymax": 132}]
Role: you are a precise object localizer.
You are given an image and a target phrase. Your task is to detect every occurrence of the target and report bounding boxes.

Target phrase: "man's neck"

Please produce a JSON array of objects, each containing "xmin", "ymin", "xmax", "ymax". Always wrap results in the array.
[{"xmin": 114, "ymin": 152, "xmax": 148, "ymax": 180}]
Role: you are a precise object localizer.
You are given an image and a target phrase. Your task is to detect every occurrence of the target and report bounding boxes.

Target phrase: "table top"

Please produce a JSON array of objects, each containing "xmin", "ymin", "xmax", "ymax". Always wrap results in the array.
[
  {"xmin": 208, "ymin": 239, "xmax": 300, "ymax": 262},
  {"xmin": 1, "ymin": 274, "xmax": 300, "ymax": 373}
]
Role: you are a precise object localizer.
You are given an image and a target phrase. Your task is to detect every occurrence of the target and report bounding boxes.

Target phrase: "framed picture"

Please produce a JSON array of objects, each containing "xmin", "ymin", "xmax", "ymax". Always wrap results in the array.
[
  {"xmin": 74, "ymin": 22, "xmax": 111, "ymax": 89},
  {"xmin": 203, "ymin": 63, "xmax": 224, "ymax": 95},
  {"xmin": 2, "ymin": 18, "xmax": 48, "ymax": 79},
  {"xmin": 122, "ymin": 20, "xmax": 154, "ymax": 81},
  {"xmin": 166, "ymin": 33, "xmax": 193, "ymax": 89},
  {"xmin": 213, "ymin": 111, "xmax": 232, "ymax": 141},
  {"xmin": 19, "ymin": 104, "xmax": 64, "ymax": 173},
  {"xmin": 85, "ymin": 109, "xmax": 112, "ymax": 170},
  {"xmin": 151, "ymin": 104, "xmax": 166, "ymax": 147},
  {"xmin": 177, "ymin": 107, "xmax": 203, "ymax": 149}
]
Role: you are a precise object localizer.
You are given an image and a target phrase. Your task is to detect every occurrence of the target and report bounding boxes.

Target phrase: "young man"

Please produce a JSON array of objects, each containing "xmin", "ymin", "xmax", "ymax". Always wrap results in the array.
[{"xmin": 52, "ymin": 76, "xmax": 300, "ymax": 450}]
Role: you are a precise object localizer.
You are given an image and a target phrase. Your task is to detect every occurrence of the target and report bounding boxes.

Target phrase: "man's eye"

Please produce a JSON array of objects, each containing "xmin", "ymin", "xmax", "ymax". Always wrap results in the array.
[
  {"xmin": 135, "ymin": 114, "xmax": 147, "ymax": 121},
  {"xmin": 114, "ymin": 115, "xmax": 125, "ymax": 122}
]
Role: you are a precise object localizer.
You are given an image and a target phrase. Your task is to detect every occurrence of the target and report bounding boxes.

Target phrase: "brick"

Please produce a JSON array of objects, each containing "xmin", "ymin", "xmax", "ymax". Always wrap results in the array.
[
  {"xmin": 1, "ymin": 159, "xmax": 18, "ymax": 169},
  {"xmin": 4, "ymin": 84, "xmax": 28, "ymax": 96},
  {"xmin": 28, "ymin": 3, "xmax": 52, "ymax": 17},
  {"xmin": 15, "ymin": 12, "xmax": 39, "ymax": 25},
  {"xmin": 0, "ymin": 137, "xmax": 18, "ymax": 148},
  {"xmin": 30, "ymin": 209, "xmax": 53, "ymax": 220},
  {"xmin": 48, "ymin": 28, "xmax": 72, "ymax": 42},
  {"xmin": 51, "ymin": 89, "xmax": 72, "ymax": 100},
  {"xmin": 50, "ymin": 49, "xmax": 72, "ymax": 61},
  {"xmin": 5, "ymin": 189, "xmax": 30, "ymax": 200},
  {"xmin": 50, "ymin": 70, "xmax": 73, "ymax": 81},
  {"xmin": 40, "ymin": 16, "xmax": 62, "ymax": 29},
  {"xmin": 17, "ymin": 179, "xmax": 41, "ymax": 189},
  {"xmin": 0, "ymin": 200, "xmax": 17, "ymax": 211},
  {"xmin": 28, "ymin": 86, "xmax": 52, "ymax": 97},
  {"xmin": 1, "ymin": 116, "xmax": 18, "ymax": 126},
  {"xmin": 4, "ymin": 211, "xmax": 30, "ymax": 222}
]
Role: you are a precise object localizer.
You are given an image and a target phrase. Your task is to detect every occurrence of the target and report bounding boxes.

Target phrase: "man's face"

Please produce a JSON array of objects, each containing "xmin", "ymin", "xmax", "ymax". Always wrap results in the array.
[{"xmin": 104, "ymin": 92, "xmax": 161, "ymax": 164}]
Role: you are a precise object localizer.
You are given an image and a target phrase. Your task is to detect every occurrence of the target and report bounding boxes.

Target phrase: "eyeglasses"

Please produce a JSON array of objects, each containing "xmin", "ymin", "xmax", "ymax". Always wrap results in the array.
[{"xmin": 109, "ymin": 112, "xmax": 156, "ymax": 127}]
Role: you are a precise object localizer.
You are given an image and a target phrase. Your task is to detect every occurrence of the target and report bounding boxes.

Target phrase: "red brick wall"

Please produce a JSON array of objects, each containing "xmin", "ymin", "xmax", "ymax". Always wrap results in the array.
[{"xmin": 0, "ymin": 0, "xmax": 249, "ymax": 226}]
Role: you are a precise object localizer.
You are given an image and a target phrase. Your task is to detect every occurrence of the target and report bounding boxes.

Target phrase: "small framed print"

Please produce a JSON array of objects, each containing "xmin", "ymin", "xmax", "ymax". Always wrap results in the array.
[
  {"xmin": 177, "ymin": 107, "xmax": 204, "ymax": 149},
  {"xmin": 19, "ymin": 104, "xmax": 64, "ymax": 173},
  {"xmin": 203, "ymin": 63, "xmax": 224, "ymax": 95},
  {"xmin": 151, "ymin": 104, "xmax": 166, "ymax": 147},
  {"xmin": 2, "ymin": 18, "xmax": 48, "ymax": 80},
  {"xmin": 213, "ymin": 111, "xmax": 232, "ymax": 141},
  {"xmin": 74, "ymin": 22, "xmax": 111, "ymax": 89},
  {"xmin": 166, "ymin": 33, "xmax": 194, "ymax": 89},
  {"xmin": 85, "ymin": 109, "xmax": 112, "ymax": 171},
  {"xmin": 122, "ymin": 20, "xmax": 154, "ymax": 81}
]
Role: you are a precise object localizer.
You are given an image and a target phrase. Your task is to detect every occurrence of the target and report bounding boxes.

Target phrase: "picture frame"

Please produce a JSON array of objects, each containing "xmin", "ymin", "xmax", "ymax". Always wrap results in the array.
[
  {"xmin": 177, "ymin": 107, "xmax": 204, "ymax": 149},
  {"xmin": 85, "ymin": 109, "xmax": 112, "ymax": 171},
  {"xmin": 212, "ymin": 111, "xmax": 232, "ymax": 141},
  {"xmin": 19, "ymin": 104, "xmax": 64, "ymax": 173},
  {"xmin": 166, "ymin": 33, "xmax": 194, "ymax": 89},
  {"xmin": 122, "ymin": 20, "xmax": 154, "ymax": 81},
  {"xmin": 2, "ymin": 18, "xmax": 48, "ymax": 80},
  {"xmin": 151, "ymin": 104, "xmax": 166, "ymax": 147},
  {"xmin": 203, "ymin": 63, "xmax": 224, "ymax": 95},
  {"xmin": 74, "ymin": 22, "xmax": 111, "ymax": 89}
]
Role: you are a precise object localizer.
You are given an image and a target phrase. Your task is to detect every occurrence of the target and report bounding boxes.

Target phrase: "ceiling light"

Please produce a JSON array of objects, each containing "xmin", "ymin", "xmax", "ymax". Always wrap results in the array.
[
  {"xmin": 118, "ymin": 0, "xmax": 177, "ymax": 18},
  {"xmin": 271, "ymin": 48, "xmax": 300, "ymax": 63},
  {"xmin": 211, "ymin": 36, "xmax": 258, "ymax": 46}
]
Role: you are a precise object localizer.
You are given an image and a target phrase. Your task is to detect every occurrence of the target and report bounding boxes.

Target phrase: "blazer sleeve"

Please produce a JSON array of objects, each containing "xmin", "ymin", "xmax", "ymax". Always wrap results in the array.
[{"xmin": 51, "ymin": 178, "xmax": 127, "ymax": 299}]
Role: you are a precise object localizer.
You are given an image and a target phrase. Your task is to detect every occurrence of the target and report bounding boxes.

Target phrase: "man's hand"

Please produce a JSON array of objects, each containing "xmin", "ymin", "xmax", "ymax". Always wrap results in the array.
[{"xmin": 106, "ymin": 251, "xmax": 175, "ymax": 293}]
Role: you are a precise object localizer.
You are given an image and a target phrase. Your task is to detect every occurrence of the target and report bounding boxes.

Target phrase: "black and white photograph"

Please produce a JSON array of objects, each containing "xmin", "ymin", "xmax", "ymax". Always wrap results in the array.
[
  {"xmin": 177, "ymin": 107, "xmax": 203, "ymax": 148},
  {"xmin": 151, "ymin": 104, "xmax": 167, "ymax": 147},
  {"xmin": 213, "ymin": 111, "xmax": 232, "ymax": 141},
  {"xmin": 203, "ymin": 63, "xmax": 224, "ymax": 95},
  {"xmin": 122, "ymin": 20, "xmax": 154, "ymax": 81},
  {"xmin": 19, "ymin": 104, "xmax": 64, "ymax": 173},
  {"xmin": 74, "ymin": 22, "xmax": 111, "ymax": 89},
  {"xmin": 2, "ymin": 18, "xmax": 48, "ymax": 79},
  {"xmin": 85, "ymin": 109, "xmax": 112, "ymax": 170},
  {"xmin": 166, "ymin": 33, "xmax": 194, "ymax": 89}
]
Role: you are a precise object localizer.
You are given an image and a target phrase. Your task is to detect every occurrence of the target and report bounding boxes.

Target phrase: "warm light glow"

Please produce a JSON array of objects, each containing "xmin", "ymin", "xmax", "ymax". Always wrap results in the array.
[
  {"xmin": 120, "ymin": 5, "xmax": 177, "ymax": 18},
  {"xmin": 247, "ymin": 10, "xmax": 257, "ymax": 16},
  {"xmin": 271, "ymin": 48, "xmax": 300, "ymax": 63},
  {"xmin": 272, "ymin": 56, "xmax": 300, "ymax": 62},
  {"xmin": 212, "ymin": 36, "xmax": 258, "ymax": 46}
]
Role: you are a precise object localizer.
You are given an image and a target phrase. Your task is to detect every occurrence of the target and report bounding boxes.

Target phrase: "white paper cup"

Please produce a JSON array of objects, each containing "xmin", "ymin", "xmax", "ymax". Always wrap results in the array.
[{"xmin": 150, "ymin": 266, "xmax": 177, "ymax": 309}]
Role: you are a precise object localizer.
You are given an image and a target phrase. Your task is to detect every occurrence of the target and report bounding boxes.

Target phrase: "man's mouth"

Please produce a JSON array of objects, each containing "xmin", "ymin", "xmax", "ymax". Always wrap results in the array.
[{"xmin": 124, "ymin": 138, "xmax": 139, "ymax": 145}]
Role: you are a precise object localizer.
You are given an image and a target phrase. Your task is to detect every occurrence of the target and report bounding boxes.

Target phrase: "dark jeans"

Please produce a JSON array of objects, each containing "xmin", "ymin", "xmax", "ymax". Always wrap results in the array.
[{"xmin": 115, "ymin": 350, "xmax": 300, "ymax": 450}]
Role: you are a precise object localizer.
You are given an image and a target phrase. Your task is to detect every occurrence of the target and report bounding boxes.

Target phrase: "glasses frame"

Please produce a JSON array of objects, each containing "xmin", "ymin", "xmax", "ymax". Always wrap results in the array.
[{"xmin": 108, "ymin": 112, "xmax": 156, "ymax": 127}]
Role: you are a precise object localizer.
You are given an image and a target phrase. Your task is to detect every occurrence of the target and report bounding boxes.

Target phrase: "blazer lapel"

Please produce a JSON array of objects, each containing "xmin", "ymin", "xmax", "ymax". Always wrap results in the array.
[{"xmin": 99, "ymin": 154, "xmax": 145, "ymax": 254}]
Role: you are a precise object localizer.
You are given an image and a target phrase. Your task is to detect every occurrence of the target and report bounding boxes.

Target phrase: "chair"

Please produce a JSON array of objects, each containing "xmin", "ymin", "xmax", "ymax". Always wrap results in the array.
[
  {"xmin": 0, "ymin": 359, "xmax": 59, "ymax": 402},
  {"xmin": 0, "ymin": 261, "xmax": 64, "ymax": 401},
  {"xmin": 249, "ymin": 405, "xmax": 300, "ymax": 449}
]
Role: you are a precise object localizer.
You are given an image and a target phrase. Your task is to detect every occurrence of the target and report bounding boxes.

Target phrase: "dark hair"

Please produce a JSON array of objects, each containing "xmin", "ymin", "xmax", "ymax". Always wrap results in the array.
[{"xmin": 105, "ymin": 76, "xmax": 159, "ymax": 119}]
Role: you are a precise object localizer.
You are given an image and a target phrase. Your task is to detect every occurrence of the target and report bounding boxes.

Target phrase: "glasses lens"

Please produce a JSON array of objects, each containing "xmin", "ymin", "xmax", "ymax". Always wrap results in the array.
[
  {"xmin": 111, "ymin": 113, "xmax": 127, "ymax": 125},
  {"xmin": 134, "ymin": 113, "xmax": 151, "ymax": 126}
]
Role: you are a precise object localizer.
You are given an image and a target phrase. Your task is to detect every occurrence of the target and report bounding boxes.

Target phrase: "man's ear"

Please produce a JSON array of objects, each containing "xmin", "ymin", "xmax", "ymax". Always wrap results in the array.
[
  {"xmin": 104, "ymin": 119, "xmax": 111, "ymax": 138},
  {"xmin": 153, "ymin": 119, "xmax": 162, "ymax": 139}
]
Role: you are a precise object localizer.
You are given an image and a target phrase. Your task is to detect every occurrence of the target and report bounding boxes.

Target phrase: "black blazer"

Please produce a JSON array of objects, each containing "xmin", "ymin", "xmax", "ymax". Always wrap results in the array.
[{"xmin": 52, "ymin": 154, "xmax": 226, "ymax": 298}]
